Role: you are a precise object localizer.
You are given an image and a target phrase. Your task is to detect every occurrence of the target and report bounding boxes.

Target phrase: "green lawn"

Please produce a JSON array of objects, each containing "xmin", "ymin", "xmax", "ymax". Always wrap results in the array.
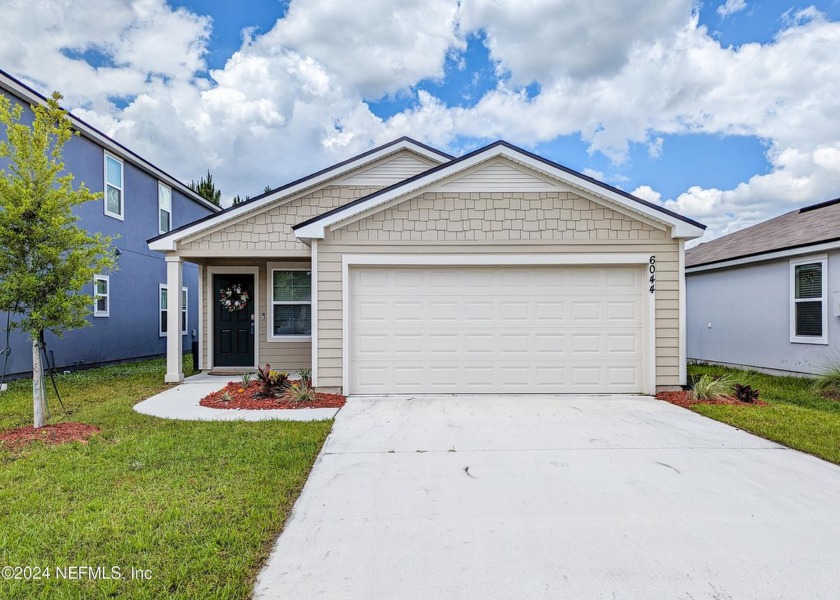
[
  {"xmin": 0, "ymin": 357, "xmax": 332, "ymax": 599},
  {"xmin": 688, "ymin": 363, "xmax": 840, "ymax": 465}
]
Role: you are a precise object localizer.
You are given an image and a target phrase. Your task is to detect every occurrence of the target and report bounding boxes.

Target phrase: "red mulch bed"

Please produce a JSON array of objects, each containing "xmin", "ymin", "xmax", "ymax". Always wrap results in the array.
[
  {"xmin": 0, "ymin": 422, "xmax": 101, "ymax": 450},
  {"xmin": 656, "ymin": 390, "xmax": 767, "ymax": 408},
  {"xmin": 200, "ymin": 381, "xmax": 346, "ymax": 410}
]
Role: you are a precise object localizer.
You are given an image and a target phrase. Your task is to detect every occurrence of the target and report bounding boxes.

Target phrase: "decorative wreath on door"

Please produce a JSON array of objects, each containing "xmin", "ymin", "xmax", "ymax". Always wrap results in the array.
[{"xmin": 219, "ymin": 284, "xmax": 250, "ymax": 312}]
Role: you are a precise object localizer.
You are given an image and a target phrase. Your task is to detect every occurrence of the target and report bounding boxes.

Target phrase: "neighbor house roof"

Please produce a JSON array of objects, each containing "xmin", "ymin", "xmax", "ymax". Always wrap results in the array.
[
  {"xmin": 0, "ymin": 69, "xmax": 221, "ymax": 213},
  {"xmin": 293, "ymin": 140, "xmax": 706, "ymax": 240},
  {"xmin": 686, "ymin": 197, "xmax": 840, "ymax": 269},
  {"xmin": 148, "ymin": 136, "xmax": 452, "ymax": 251}
]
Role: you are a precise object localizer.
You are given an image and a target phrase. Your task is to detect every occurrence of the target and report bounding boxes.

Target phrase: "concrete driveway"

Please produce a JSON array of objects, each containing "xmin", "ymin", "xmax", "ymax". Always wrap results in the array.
[{"xmin": 253, "ymin": 395, "xmax": 840, "ymax": 599}]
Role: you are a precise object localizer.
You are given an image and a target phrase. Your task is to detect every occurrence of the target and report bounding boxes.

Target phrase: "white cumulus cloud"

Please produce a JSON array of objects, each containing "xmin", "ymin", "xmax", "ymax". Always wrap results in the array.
[
  {"xmin": 0, "ymin": 0, "xmax": 839, "ymax": 243},
  {"xmin": 717, "ymin": 0, "xmax": 747, "ymax": 18}
]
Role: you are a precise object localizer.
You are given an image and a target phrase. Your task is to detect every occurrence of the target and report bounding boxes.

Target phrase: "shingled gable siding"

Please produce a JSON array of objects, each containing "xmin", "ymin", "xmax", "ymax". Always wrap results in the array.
[
  {"xmin": 179, "ymin": 185, "xmax": 380, "ymax": 253},
  {"xmin": 316, "ymin": 191, "xmax": 681, "ymax": 392}
]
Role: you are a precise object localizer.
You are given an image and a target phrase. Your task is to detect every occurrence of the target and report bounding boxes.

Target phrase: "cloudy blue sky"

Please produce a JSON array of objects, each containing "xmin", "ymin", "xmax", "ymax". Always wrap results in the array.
[{"xmin": 2, "ymin": 0, "xmax": 840, "ymax": 241}]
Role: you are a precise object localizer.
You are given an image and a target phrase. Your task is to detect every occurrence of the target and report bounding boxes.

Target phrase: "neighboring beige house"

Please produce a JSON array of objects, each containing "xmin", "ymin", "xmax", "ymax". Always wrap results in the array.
[{"xmin": 149, "ymin": 138, "xmax": 705, "ymax": 394}]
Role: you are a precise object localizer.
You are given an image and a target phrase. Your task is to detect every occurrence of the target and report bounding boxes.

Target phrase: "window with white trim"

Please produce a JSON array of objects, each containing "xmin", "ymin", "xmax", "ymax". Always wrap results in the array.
[
  {"xmin": 271, "ymin": 270, "xmax": 311, "ymax": 337},
  {"xmin": 160, "ymin": 285, "xmax": 188, "ymax": 336},
  {"xmin": 158, "ymin": 182, "xmax": 172, "ymax": 234},
  {"xmin": 93, "ymin": 275, "xmax": 109, "ymax": 317},
  {"xmin": 791, "ymin": 256, "xmax": 828, "ymax": 344},
  {"xmin": 104, "ymin": 153, "xmax": 124, "ymax": 220}
]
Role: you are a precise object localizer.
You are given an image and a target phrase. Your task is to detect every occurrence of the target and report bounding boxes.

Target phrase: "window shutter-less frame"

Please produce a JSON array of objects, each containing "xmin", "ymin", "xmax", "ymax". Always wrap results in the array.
[{"xmin": 791, "ymin": 257, "xmax": 827, "ymax": 343}]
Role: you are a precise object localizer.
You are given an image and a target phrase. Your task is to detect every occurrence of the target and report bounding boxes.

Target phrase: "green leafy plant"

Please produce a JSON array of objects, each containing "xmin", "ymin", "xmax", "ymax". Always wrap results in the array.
[
  {"xmin": 289, "ymin": 381, "xmax": 316, "ymax": 403},
  {"xmin": 691, "ymin": 374, "xmax": 733, "ymax": 400},
  {"xmin": 297, "ymin": 368, "xmax": 312, "ymax": 389},
  {"xmin": 733, "ymin": 383, "xmax": 760, "ymax": 403},
  {"xmin": 813, "ymin": 362, "xmax": 840, "ymax": 399},
  {"xmin": 240, "ymin": 372, "xmax": 253, "ymax": 388},
  {"xmin": 256, "ymin": 363, "xmax": 289, "ymax": 397},
  {"xmin": 220, "ymin": 390, "xmax": 232, "ymax": 403}
]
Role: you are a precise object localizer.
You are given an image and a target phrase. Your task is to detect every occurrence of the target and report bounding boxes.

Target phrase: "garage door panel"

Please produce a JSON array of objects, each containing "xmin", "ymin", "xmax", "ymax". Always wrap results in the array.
[
  {"xmin": 571, "ymin": 301, "xmax": 601, "ymax": 321},
  {"xmin": 350, "ymin": 265, "xmax": 645, "ymax": 394}
]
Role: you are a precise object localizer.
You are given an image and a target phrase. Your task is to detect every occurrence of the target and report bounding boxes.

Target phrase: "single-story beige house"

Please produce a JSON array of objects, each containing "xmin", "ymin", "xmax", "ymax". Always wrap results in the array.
[{"xmin": 148, "ymin": 138, "xmax": 705, "ymax": 394}]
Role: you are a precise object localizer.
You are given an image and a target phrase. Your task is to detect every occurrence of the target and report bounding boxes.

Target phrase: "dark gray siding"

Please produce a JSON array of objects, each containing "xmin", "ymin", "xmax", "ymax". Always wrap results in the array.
[{"xmin": 0, "ymin": 89, "xmax": 215, "ymax": 377}]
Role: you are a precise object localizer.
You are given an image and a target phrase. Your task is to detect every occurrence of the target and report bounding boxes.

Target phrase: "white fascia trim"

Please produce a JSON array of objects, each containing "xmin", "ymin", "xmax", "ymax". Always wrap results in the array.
[
  {"xmin": 340, "ymin": 253, "xmax": 658, "ymax": 395},
  {"xmin": 0, "ymin": 72, "xmax": 219, "ymax": 213},
  {"xmin": 149, "ymin": 140, "xmax": 449, "ymax": 252},
  {"xmin": 296, "ymin": 145, "xmax": 705, "ymax": 240},
  {"xmin": 686, "ymin": 239, "xmax": 840, "ymax": 274},
  {"xmin": 343, "ymin": 253, "xmax": 653, "ymax": 267}
]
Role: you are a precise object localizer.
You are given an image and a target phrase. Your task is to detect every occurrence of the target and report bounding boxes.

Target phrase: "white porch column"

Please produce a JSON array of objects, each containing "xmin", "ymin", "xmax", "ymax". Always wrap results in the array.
[{"xmin": 165, "ymin": 255, "xmax": 184, "ymax": 383}]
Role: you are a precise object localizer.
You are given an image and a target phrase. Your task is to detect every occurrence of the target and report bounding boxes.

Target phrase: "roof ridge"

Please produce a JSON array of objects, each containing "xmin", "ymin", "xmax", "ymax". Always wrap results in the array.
[
  {"xmin": 0, "ymin": 67, "xmax": 220, "ymax": 213},
  {"xmin": 147, "ymin": 136, "xmax": 452, "ymax": 245},
  {"xmin": 293, "ymin": 139, "xmax": 705, "ymax": 232}
]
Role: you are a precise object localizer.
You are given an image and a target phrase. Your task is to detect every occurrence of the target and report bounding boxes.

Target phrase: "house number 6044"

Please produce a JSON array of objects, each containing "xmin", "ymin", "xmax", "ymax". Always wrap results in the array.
[{"xmin": 648, "ymin": 256, "xmax": 656, "ymax": 294}]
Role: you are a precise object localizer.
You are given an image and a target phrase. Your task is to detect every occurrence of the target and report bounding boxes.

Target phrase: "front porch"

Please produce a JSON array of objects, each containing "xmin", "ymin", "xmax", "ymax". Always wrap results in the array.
[{"xmin": 163, "ymin": 255, "xmax": 312, "ymax": 384}]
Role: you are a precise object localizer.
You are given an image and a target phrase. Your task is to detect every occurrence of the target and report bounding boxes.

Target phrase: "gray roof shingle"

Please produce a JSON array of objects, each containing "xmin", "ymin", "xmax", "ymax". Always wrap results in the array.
[{"xmin": 685, "ymin": 198, "xmax": 840, "ymax": 268}]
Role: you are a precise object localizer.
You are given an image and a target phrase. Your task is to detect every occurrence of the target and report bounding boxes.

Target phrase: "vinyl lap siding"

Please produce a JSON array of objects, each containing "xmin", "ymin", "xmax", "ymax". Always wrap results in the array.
[
  {"xmin": 339, "ymin": 152, "xmax": 438, "ymax": 186},
  {"xmin": 316, "ymin": 191, "xmax": 680, "ymax": 391},
  {"xmin": 432, "ymin": 160, "xmax": 557, "ymax": 192}
]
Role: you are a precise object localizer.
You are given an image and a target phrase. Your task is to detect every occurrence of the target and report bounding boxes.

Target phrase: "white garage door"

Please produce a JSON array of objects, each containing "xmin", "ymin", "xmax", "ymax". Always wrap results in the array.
[{"xmin": 349, "ymin": 265, "xmax": 647, "ymax": 394}]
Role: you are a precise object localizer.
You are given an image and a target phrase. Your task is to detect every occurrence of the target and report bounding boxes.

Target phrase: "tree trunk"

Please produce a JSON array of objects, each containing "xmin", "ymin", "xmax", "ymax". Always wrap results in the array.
[{"xmin": 32, "ymin": 337, "xmax": 46, "ymax": 429}]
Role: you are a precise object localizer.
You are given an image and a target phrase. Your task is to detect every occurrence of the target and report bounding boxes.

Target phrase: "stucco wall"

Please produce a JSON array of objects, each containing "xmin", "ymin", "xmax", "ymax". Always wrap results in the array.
[
  {"xmin": 317, "ymin": 191, "xmax": 681, "ymax": 392},
  {"xmin": 0, "ymin": 89, "xmax": 214, "ymax": 376},
  {"xmin": 686, "ymin": 251, "xmax": 840, "ymax": 375}
]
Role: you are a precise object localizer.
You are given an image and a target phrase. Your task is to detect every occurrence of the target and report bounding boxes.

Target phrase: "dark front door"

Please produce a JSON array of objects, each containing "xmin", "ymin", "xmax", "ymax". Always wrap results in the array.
[{"xmin": 213, "ymin": 274, "xmax": 255, "ymax": 367}]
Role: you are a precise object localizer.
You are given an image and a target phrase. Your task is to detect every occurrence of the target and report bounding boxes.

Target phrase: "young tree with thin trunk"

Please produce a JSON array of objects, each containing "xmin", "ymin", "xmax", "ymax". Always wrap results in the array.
[{"xmin": 0, "ymin": 92, "xmax": 115, "ymax": 428}]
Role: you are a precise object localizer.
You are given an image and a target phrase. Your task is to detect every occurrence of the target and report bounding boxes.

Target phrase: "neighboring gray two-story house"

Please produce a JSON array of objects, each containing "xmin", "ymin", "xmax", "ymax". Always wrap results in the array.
[
  {"xmin": 686, "ymin": 198, "xmax": 840, "ymax": 375},
  {"xmin": 0, "ymin": 70, "xmax": 220, "ymax": 377}
]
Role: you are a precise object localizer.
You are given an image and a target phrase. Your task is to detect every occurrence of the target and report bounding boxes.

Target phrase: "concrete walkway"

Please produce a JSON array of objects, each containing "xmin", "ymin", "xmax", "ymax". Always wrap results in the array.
[
  {"xmin": 253, "ymin": 394, "xmax": 840, "ymax": 599},
  {"xmin": 132, "ymin": 372, "xmax": 339, "ymax": 421}
]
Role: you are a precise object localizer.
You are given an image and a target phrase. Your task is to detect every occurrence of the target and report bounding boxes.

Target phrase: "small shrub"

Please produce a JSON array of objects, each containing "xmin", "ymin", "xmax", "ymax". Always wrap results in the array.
[
  {"xmin": 691, "ymin": 374, "xmax": 733, "ymax": 400},
  {"xmin": 297, "ymin": 367, "xmax": 312, "ymax": 389},
  {"xmin": 220, "ymin": 391, "xmax": 232, "ymax": 403},
  {"xmin": 813, "ymin": 363, "xmax": 840, "ymax": 399},
  {"xmin": 256, "ymin": 363, "xmax": 290, "ymax": 397},
  {"xmin": 733, "ymin": 383, "xmax": 760, "ymax": 403},
  {"xmin": 240, "ymin": 372, "xmax": 253, "ymax": 388},
  {"xmin": 289, "ymin": 381, "xmax": 316, "ymax": 403}
]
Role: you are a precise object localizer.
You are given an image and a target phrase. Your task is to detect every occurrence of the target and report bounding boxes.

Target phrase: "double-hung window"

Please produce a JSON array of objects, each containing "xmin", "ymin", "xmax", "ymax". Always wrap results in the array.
[
  {"xmin": 160, "ymin": 285, "xmax": 188, "ymax": 336},
  {"xmin": 791, "ymin": 256, "xmax": 828, "ymax": 344},
  {"xmin": 158, "ymin": 182, "xmax": 172, "ymax": 234},
  {"xmin": 104, "ymin": 153, "xmax": 124, "ymax": 220},
  {"xmin": 93, "ymin": 275, "xmax": 109, "ymax": 317},
  {"xmin": 271, "ymin": 270, "xmax": 311, "ymax": 338}
]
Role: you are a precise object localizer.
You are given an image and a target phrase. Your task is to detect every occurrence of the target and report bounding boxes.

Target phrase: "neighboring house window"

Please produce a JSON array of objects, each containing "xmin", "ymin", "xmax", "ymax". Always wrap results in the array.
[
  {"xmin": 159, "ymin": 285, "xmax": 188, "ymax": 336},
  {"xmin": 93, "ymin": 275, "xmax": 109, "ymax": 317},
  {"xmin": 271, "ymin": 270, "xmax": 311, "ymax": 337},
  {"xmin": 791, "ymin": 256, "xmax": 828, "ymax": 344},
  {"xmin": 104, "ymin": 153, "xmax": 124, "ymax": 220},
  {"xmin": 158, "ymin": 182, "xmax": 172, "ymax": 234}
]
